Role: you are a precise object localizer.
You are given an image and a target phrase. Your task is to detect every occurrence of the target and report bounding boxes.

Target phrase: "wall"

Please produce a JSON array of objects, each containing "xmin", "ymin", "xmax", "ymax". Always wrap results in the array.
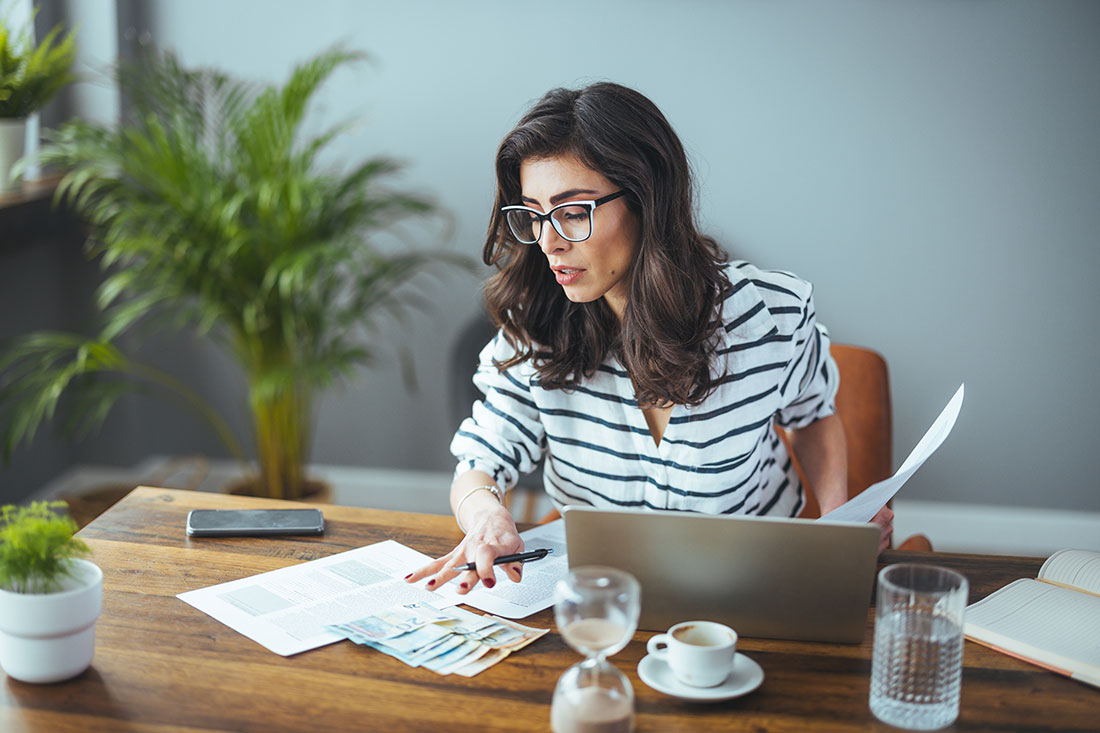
[{"xmin": 3, "ymin": 0, "xmax": 1098, "ymax": 512}]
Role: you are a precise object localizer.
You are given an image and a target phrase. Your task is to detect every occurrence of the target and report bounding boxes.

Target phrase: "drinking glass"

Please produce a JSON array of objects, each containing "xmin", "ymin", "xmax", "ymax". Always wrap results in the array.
[
  {"xmin": 869, "ymin": 563, "xmax": 969, "ymax": 730},
  {"xmin": 550, "ymin": 566, "xmax": 640, "ymax": 733}
]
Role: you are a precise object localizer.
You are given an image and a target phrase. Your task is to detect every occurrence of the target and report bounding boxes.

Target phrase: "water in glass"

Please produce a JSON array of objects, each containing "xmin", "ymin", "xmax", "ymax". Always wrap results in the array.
[{"xmin": 869, "ymin": 564, "xmax": 968, "ymax": 731}]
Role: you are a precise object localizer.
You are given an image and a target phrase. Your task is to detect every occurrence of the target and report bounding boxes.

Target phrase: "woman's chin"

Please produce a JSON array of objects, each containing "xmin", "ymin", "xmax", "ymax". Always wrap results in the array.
[{"xmin": 560, "ymin": 286, "xmax": 599, "ymax": 304}]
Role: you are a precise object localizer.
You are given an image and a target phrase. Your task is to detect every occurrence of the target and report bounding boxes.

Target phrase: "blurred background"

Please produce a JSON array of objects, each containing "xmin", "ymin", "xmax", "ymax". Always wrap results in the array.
[{"xmin": 2, "ymin": 0, "xmax": 1098, "ymax": 554}]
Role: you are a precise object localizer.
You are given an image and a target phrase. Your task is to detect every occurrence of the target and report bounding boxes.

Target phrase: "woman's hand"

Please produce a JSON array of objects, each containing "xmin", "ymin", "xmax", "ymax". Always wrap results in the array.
[
  {"xmin": 404, "ymin": 504, "xmax": 525, "ymax": 594},
  {"xmin": 871, "ymin": 505, "xmax": 894, "ymax": 553}
]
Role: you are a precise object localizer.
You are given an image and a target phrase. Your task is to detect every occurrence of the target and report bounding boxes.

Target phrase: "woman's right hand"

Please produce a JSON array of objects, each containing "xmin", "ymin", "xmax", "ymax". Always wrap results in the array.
[{"xmin": 404, "ymin": 504, "xmax": 525, "ymax": 594}]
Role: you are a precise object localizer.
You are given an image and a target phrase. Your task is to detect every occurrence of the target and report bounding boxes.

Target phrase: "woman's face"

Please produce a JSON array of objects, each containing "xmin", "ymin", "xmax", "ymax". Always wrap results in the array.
[{"xmin": 518, "ymin": 155, "xmax": 639, "ymax": 319}]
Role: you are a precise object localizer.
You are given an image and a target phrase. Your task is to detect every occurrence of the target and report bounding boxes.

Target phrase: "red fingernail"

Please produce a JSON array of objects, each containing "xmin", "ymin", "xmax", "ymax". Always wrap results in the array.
[
  {"xmin": 460, "ymin": 582, "xmax": 468, "ymax": 589},
  {"xmin": 483, "ymin": 578, "xmax": 495, "ymax": 589},
  {"xmin": 427, "ymin": 579, "xmax": 436, "ymax": 586},
  {"xmin": 404, "ymin": 573, "xmax": 412, "ymax": 579}
]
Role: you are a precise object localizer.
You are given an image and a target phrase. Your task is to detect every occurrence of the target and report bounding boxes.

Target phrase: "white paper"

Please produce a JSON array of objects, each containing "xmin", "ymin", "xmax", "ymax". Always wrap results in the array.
[
  {"xmin": 177, "ymin": 540, "xmax": 458, "ymax": 656},
  {"xmin": 820, "ymin": 384, "xmax": 964, "ymax": 524},
  {"xmin": 431, "ymin": 519, "xmax": 569, "ymax": 618}
]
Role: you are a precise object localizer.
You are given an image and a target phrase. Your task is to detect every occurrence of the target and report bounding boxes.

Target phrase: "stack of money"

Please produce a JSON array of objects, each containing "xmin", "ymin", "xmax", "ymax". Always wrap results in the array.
[{"xmin": 327, "ymin": 601, "xmax": 548, "ymax": 677}]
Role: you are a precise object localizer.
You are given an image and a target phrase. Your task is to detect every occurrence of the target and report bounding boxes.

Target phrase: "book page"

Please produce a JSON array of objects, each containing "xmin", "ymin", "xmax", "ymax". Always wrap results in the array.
[
  {"xmin": 964, "ymin": 578, "xmax": 1100, "ymax": 682},
  {"xmin": 1037, "ymin": 549, "xmax": 1100, "ymax": 597}
]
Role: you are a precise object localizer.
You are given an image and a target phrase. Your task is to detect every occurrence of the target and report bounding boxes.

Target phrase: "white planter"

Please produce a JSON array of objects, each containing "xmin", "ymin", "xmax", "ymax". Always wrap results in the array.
[
  {"xmin": 0, "ymin": 558, "xmax": 103, "ymax": 683},
  {"xmin": 0, "ymin": 117, "xmax": 28, "ymax": 194}
]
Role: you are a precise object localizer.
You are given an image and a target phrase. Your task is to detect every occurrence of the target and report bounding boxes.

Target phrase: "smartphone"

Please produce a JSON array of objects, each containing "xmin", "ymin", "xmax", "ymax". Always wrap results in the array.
[{"xmin": 185, "ymin": 508, "xmax": 325, "ymax": 537}]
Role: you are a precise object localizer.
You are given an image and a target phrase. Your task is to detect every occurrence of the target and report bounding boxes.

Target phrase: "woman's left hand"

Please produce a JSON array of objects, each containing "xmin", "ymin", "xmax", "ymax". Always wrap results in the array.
[{"xmin": 870, "ymin": 505, "xmax": 894, "ymax": 552}]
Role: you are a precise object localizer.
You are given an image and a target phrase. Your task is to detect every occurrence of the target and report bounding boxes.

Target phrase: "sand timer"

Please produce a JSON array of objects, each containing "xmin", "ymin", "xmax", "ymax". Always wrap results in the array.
[{"xmin": 550, "ymin": 566, "xmax": 641, "ymax": 733}]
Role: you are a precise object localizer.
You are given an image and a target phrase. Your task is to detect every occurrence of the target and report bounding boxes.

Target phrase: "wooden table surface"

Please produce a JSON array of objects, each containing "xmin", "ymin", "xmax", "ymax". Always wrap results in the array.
[{"xmin": 1, "ymin": 487, "xmax": 1095, "ymax": 732}]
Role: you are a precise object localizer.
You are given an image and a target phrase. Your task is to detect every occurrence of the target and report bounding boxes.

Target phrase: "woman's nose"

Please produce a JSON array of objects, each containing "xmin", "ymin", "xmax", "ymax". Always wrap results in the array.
[{"xmin": 538, "ymin": 222, "xmax": 569, "ymax": 255}]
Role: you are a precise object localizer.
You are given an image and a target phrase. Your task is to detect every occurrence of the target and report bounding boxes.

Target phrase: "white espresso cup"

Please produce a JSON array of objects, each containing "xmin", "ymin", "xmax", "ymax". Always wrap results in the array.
[{"xmin": 646, "ymin": 620, "xmax": 738, "ymax": 688}]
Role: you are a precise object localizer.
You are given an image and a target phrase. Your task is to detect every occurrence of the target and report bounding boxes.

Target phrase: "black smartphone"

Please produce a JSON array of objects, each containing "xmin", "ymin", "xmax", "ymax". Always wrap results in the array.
[{"xmin": 185, "ymin": 508, "xmax": 325, "ymax": 537}]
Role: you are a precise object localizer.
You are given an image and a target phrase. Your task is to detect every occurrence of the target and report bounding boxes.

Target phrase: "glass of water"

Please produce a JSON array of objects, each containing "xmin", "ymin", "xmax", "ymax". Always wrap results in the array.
[{"xmin": 870, "ymin": 563, "xmax": 969, "ymax": 730}]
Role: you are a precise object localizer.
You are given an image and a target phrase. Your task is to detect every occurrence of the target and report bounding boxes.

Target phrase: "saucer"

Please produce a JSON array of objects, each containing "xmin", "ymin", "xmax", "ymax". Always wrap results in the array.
[{"xmin": 637, "ymin": 653, "xmax": 764, "ymax": 702}]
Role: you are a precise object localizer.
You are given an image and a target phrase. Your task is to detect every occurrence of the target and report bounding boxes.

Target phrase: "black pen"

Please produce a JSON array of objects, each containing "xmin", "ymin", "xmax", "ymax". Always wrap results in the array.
[{"xmin": 460, "ymin": 548, "xmax": 554, "ymax": 572}]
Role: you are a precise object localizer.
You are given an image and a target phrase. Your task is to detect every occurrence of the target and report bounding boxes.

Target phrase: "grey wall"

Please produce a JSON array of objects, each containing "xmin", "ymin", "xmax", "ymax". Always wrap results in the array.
[{"xmin": 4, "ymin": 1, "xmax": 1098, "ymax": 512}]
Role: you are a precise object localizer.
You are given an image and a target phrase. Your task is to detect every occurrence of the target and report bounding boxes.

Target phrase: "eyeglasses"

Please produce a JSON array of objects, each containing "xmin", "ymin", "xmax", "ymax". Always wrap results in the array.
[{"xmin": 501, "ymin": 191, "xmax": 627, "ymax": 245}]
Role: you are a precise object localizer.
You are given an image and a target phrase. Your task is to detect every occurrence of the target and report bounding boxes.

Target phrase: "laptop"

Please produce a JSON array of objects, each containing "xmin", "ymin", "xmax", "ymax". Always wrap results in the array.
[{"xmin": 562, "ymin": 506, "xmax": 880, "ymax": 644}]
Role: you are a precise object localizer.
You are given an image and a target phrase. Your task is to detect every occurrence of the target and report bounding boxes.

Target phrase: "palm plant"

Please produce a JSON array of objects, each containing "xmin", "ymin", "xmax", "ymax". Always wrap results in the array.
[{"xmin": 0, "ymin": 47, "xmax": 464, "ymax": 499}]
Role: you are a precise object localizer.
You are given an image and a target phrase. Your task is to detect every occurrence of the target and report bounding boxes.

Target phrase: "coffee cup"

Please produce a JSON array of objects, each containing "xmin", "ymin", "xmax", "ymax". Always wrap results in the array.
[{"xmin": 645, "ymin": 620, "xmax": 737, "ymax": 688}]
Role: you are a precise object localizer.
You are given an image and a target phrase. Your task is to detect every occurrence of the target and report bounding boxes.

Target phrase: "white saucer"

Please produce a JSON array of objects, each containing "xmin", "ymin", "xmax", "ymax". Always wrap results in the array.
[{"xmin": 637, "ymin": 652, "xmax": 764, "ymax": 702}]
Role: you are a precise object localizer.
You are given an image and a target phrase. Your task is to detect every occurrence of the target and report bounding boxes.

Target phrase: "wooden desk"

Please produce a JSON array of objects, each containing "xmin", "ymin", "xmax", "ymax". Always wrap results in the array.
[{"xmin": 1, "ymin": 488, "xmax": 1094, "ymax": 731}]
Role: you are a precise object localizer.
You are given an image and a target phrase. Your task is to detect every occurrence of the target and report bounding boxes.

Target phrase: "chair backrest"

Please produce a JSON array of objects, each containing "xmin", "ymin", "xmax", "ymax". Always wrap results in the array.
[{"xmin": 796, "ymin": 344, "xmax": 892, "ymax": 519}]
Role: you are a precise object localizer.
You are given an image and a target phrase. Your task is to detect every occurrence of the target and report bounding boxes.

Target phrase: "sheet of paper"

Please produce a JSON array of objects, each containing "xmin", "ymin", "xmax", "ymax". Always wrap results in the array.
[
  {"xmin": 177, "ymin": 540, "xmax": 458, "ymax": 656},
  {"xmin": 820, "ymin": 383, "xmax": 964, "ymax": 524},
  {"xmin": 432, "ymin": 519, "xmax": 568, "ymax": 618}
]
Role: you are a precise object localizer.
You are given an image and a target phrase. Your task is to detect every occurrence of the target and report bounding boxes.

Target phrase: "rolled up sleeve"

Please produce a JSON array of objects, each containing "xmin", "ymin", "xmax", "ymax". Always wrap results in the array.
[
  {"xmin": 775, "ymin": 289, "xmax": 839, "ymax": 429},
  {"xmin": 450, "ymin": 331, "xmax": 547, "ymax": 492}
]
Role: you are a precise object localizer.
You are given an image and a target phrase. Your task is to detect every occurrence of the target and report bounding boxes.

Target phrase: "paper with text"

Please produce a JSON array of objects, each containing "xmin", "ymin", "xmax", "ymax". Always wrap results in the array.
[
  {"xmin": 431, "ymin": 519, "xmax": 568, "ymax": 618},
  {"xmin": 820, "ymin": 384, "xmax": 964, "ymax": 524},
  {"xmin": 177, "ymin": 540, "xmax": 458, "ymax": 656}
]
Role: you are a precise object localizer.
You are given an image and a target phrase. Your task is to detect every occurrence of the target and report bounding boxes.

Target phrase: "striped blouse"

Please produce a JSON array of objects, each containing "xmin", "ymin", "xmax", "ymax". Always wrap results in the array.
[{"xmin": 450, "ymin": 261, "xmax": 839, "ymax": 518}]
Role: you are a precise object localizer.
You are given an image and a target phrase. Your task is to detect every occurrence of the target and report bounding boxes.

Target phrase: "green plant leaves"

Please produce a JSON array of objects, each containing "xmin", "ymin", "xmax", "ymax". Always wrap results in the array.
[
  {"xmin": 0, "ymin": 14, "xmax": 76, "ymax": 118},
  {"xmin": 0, "ymin": 501, "xmax": 90, "ymax": 593},
  {"xmin": 3, "ymin": 45, "xmax": 471, "ymax": 499}
]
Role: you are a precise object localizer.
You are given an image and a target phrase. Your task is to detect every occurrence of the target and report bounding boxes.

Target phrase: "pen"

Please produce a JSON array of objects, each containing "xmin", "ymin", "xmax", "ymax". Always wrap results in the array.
[{"xmin": 460, "ymin": 548, "xmax": 553, "ymax": 572}]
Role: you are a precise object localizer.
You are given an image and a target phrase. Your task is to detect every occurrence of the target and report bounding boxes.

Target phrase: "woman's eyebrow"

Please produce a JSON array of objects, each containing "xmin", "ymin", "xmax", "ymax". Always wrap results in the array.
[{"xmin": 521, "ymin": 188, "xmax": 599, "ymax": 207}]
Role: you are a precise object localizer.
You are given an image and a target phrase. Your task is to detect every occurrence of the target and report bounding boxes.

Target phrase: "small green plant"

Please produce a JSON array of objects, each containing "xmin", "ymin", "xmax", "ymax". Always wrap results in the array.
[
  {"xmin": 0, "ymin": 501, "xmax": 90, "ymax": 593},
  {"xmin": 0, "ymin": 7, "xmax": 77, "ymax": 118}
]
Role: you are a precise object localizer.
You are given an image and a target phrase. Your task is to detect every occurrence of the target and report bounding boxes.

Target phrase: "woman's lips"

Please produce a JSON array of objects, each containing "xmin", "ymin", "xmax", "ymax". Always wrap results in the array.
[{"xmin": 553, "ymin": 268, "xmax": 584, "ymax": 285}]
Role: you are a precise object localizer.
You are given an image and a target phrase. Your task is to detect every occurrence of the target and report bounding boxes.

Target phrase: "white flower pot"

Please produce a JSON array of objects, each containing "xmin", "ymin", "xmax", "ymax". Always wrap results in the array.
[
  {"xmin": 0, "ymin": 558, "xmax": 103, "ymax": 683},
  {"xmin": 0, "ymin": 117, "xmax": 28, "ymax": 194}
]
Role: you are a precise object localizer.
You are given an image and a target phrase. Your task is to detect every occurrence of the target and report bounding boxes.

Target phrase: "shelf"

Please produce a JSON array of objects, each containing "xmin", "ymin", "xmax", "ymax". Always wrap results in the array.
[{"xmin": 0, "ymin": 173, "xmax": 84, "ymax": 252}]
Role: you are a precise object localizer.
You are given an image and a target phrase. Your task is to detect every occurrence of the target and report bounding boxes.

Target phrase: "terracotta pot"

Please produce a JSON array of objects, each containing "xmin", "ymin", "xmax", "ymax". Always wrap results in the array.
[
  {"xmin": 223, "ymin": 477, "xmax": 332, "ymax": 503},
  {"xmin": 0, "ymin": 558, "xmax": 103, "ymax": 683}
]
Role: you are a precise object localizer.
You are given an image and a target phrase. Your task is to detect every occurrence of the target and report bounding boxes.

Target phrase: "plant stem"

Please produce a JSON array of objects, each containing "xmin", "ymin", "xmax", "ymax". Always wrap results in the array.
[{"xmin": 250, "ymin": 381, "xmax": 311, "ymax": 499}]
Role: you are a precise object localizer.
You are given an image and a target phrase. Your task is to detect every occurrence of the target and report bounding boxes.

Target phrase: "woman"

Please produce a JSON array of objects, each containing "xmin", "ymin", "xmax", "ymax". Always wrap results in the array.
[{"xmin": 407, "ymin": 82, "xmax": 892, "ymax": 594}]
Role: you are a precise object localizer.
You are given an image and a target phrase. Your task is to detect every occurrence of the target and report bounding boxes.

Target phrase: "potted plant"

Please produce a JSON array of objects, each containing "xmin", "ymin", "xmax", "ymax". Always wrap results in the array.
[
  {"xmin": 0, "ymin": 501, "xmax": 101, "ymax": 683},
  {"xmin": 0, "ymin": 6, "xmax": 76, "ymax": 192},
  {"xmin": 0, "ymin": 46, "xmax": 465, "ymax": 498}
]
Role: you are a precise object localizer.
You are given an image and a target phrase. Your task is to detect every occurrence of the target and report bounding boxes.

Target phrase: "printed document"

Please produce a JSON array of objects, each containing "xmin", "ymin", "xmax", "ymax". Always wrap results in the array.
[
  {"xmin": 432, "ymin": 519, "xmax": 568, "ymax": 618},
  {"xmin": 177, "ymin": 540, "xmax": 458, "ymax": 656},
  {"xmin": 821, "ymin": 383, "xmax": 964, "ymax": 524}
]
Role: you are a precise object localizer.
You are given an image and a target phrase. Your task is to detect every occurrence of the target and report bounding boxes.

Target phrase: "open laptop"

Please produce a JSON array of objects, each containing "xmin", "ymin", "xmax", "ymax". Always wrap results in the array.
[{"xmin": 562, "ymin": 506, "xmax": 880, "ymax": 644}]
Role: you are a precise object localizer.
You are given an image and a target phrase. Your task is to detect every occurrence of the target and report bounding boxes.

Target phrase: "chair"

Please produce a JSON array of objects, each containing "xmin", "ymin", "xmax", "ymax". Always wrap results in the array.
[{"xmin": 785, "ymin": 343, "xmax": 931, "ymax": 551}]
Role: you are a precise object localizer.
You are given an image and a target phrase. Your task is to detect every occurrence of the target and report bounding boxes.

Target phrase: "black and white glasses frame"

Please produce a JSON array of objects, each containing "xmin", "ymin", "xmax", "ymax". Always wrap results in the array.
[{"xmin": 501, "ymin": 190, "xmax": 627, "ymax": 244}]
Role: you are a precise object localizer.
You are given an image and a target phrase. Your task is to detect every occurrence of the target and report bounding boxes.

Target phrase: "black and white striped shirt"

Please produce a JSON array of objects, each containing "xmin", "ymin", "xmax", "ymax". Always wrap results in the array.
[{"xmin": 451, "ymin": 261, "xmax": 839, "ymax": 517}]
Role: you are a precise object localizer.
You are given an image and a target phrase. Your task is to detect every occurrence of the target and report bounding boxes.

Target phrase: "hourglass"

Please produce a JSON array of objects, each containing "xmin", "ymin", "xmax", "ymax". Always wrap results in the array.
[{"xmin": 550, "ymin": 566, "xmax": 641, "ymax": 733}]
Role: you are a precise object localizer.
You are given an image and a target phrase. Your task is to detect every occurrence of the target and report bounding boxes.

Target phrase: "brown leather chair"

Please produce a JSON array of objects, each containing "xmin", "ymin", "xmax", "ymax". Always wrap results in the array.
[{"xmin": 786, "ymin": 343, "xmax": 931, "ymax": 551}]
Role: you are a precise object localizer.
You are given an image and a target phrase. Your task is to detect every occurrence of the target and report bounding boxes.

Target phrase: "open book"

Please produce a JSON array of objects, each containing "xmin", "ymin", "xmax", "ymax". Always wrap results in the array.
[{"xmin": 964, "ymin": 549, "xmax": 1100, "ymax": 689}]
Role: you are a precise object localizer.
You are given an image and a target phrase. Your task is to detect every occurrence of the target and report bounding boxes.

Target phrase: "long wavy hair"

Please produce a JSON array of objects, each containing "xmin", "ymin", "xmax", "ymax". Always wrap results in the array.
[{"xmin": 482, "ymin": 83, "xmax": 731, "ymax": 407}]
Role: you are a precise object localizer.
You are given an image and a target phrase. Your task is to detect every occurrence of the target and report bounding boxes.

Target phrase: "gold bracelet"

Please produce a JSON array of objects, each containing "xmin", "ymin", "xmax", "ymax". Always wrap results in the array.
[{"xmin": 455, "ymin": 484, "xmax": 504, "ymax": 534}]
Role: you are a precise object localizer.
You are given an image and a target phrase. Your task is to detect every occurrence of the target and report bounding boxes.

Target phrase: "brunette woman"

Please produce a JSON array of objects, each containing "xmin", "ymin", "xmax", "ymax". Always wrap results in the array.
[{"xmin": 408, "ymin": 82, "xmax": 892, "ymax": 593}]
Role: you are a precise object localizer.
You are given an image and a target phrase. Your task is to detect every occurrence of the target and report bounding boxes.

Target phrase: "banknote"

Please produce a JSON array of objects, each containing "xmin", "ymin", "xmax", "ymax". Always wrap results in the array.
[
  {"xmin": 421, "ymin": 639, "xmax": 486, "ymax": 673},
  {"xmin": 328, "ymin": 602, "xmax": 548, "ymax": 676},
  {"xmin": 450, "ymin": 648, "xmax": 510, "ymax": 677}
]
